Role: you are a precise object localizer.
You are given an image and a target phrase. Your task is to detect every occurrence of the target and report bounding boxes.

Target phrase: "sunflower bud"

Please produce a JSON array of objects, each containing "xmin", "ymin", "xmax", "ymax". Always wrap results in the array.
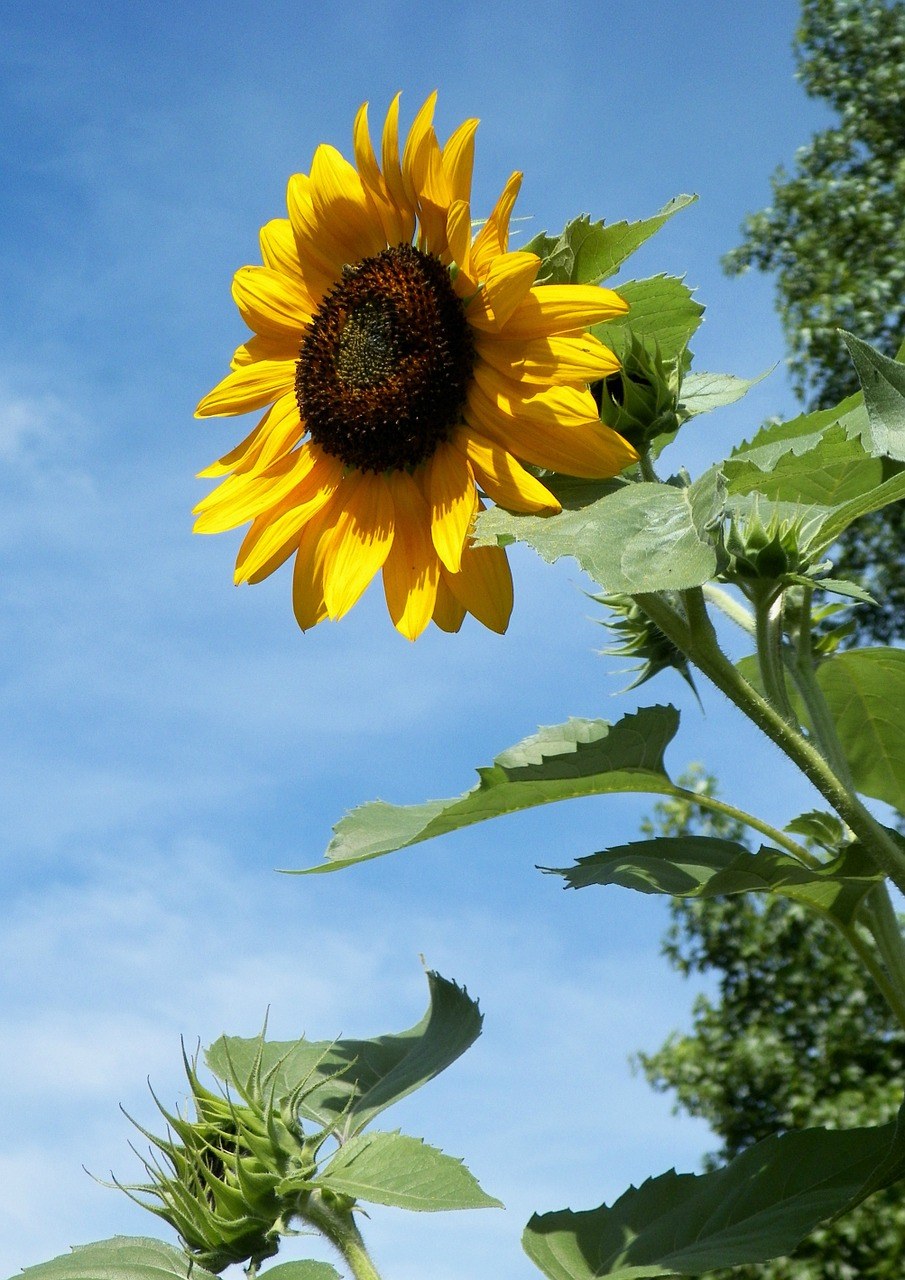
[
  {"xmin": 597, "ymin": 592, "xmax": 697, "ymax": 695},
  {"xmin": 722, "ymin": 505, "xmax": 818, "ymax": 589},
  {"xmin": 593, "ymin": 337, "xmax": 681, "ymax": 454},
  {"xmin": 121, "ymin": 1054, "xmax": 321, "ymax": 1272}
]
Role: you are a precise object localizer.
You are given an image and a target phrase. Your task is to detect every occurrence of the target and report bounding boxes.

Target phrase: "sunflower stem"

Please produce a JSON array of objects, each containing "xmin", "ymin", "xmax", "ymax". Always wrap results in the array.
[
  {"xmin": 634, "ymin": 588, "xmax": 905, "ymax": 897},
  {"xmin": 295, "ymin": 1193, "xmax": 384, "ymax": 1280}
]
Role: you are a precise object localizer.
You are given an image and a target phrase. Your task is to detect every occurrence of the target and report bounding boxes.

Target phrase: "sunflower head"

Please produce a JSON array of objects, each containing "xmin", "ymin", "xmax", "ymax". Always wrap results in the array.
[{"xmin": 195, "ymin": 94, "xmax": 638, "ymax": 639}]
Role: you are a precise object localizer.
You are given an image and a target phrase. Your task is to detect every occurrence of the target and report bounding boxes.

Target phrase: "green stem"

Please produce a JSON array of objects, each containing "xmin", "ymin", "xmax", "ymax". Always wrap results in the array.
[
  {"xmin": 753, "ymin": 589, "xmax": 798, "ymax": 726},
  {"xmin": 297, "ymin": 1193, "xmax": 384, "ymax": 1280},
  {"xmin": 635, "ymin": 588, "xmax": 905, "ymax": 896},
  {"xmin": 702, "ymin": 584, "xmax": 756, "ymax": 637},
  {"xmin": 670, "ymin": 786, "xmax": 818, "ymax": 866},
  {"xmin": 861, "ymin": 884, "xmax": 905, "ymax": 1021},
  {"xmin": 836, "ymin": 908, "xmax": 905, "ymax": 1030}
]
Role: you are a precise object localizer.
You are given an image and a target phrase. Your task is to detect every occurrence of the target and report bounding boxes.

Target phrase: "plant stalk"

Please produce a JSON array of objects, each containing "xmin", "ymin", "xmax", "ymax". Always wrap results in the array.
[
  {"xmin": 297, "ymin": 1193, "xmax": 384, "ymax": 1280},
  {"xmin": 635, "ymin": 588, "xmax": 905, "ymax": 897}
]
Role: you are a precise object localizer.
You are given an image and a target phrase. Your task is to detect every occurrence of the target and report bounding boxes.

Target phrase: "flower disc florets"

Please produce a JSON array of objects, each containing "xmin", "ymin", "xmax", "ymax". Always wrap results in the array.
[{"xmin": 297, "ymin": 244, "xmax": 475, "ymax": 473}]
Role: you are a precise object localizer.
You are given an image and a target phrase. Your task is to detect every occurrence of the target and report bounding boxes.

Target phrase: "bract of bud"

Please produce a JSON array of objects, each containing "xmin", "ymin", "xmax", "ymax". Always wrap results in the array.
[
  {"xmin": 593, "ymin": 336, "xmax": 682, "ymax": 455},
  {"xmin": 721, "ymin": 504, "xmax": 816, "ymax": 591},
  {"xmin": 597, "ymin": 592, "xmax": 698, "ymax": 695},
  {"xmin": 122, "ymin": 1056, "xmax": 322, "ymax": 1272}
]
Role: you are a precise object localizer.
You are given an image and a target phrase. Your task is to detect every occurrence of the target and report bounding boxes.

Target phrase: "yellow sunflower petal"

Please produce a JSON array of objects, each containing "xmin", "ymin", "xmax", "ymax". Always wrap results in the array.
[
  {"xmin": 471, "ymin": 171, "xmax": 523, "ymax": 272},
  {"xmin": 431, "ymin": 572, "xmax": 466, "ymax": 633},
  {"xmin": 465, "ymin": 251, "xmax": 540, "ymax": 330},
  {"xmin": 197, "ymin": 391, "xmax": 302, "ymax": 479},
  {"xmin": 323, "ymin": 470, "xmax": 395, "ymax": 620},
  {"xmin": 259, "ymin": 219, "xmax": 322, "ymax": 300},
  {"xmin": 441, "ymin": 117, "xmax": 478, "ymax": 207},
  {"xmin": 381, "ymin": 93, "xmax": 416, "ymax": 241},
  {"xmin": 236, "ymin": 448, "xmax": 344, "ymax": 584},
  {"xmin": 501, "ymin": 283, "xmax": 629, "ymax": 338},
  {"xmin": 231, "ymin": 334, "xmax": 299, "ymax": 369},
  {"xmin": 382, "ymin": 471, "xmax": 440, "ymax": 641},
  {"xmin": 292, "ymin": 496, "xmax": 340, "ymax": 631},
  {"xmin": 443, "ymin": 528, "xmax": 513, "ymax": 634},
  {"xmin": 353, "ymin": 101, "xmax": 411, "ymax": 247},
  {"xmin": 310, "ymin": 143, "xmax": 386, "ymax": 262},
  {"xmin": 195, "ymin": 360, "xmax": 296, "ymax": 418},
  {"xmin": 422, "ymin": 440, "xmax": 478, "ymax": 574},
  {"xmin": 459, "ymin": 428, "xmax": 561, "ymax": 514},
  {"xmin": 401, "ymin": 92, "xmax": 438, "ymax": 209},
  {"xmin": 285, "ymin": 171, "xmax": 346, "ymax": 284},
  {"xmin": 193, "ymin": 444, "xmax": 317, "ymax": 533},
  {"xmin": 446, "ymin": 200, "xmax": 474, "ymax": 276},
  {"xmin": 466, "ymin": 372, "xmax": 639, "ymax": 477},
  {"xmin": 232, "ymin": 266, "xmax": 313, "ymax": 340},
  {"xmin": 475, "ymin": 332, "xmax": 621, "ymax": 386}
]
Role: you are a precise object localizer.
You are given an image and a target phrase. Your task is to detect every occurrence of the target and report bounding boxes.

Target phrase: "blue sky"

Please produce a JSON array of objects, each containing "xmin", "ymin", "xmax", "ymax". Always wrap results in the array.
[{"xmin": 1, "ymin": 3, "xmax": 837, "ymax": 1277}]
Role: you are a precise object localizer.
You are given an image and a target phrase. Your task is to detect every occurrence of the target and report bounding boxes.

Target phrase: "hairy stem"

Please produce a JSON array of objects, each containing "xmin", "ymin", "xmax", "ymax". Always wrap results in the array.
[
  {"xmin": 670, "ymin": 786, "xmax": 818, "ymax": 866},
  {"xmin": 754, "ymin": 590, "xmax": 798, "ymax": 726},
  {"xmin": 297, "ymin": 1193, "xmax": 384, "ymax": 1280},
  {"xmin": 635, "ymin": 588, "xmax": 905, "ymax": 897}
]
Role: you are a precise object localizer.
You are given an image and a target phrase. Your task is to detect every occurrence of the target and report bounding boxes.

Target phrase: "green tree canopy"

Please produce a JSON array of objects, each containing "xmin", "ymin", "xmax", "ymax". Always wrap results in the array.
[
  {"xmin": 636, "ymin": 774, "xmax": 905, "ymax": 1279},
  {"xmin": 723, "ymin": 0, "xmax": 905, "ymax": 642}
]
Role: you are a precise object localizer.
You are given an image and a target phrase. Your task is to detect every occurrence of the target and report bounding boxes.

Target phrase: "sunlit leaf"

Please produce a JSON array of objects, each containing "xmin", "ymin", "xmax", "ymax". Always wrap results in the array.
[
  {"xmin": 524, "ymin": 197, "xmax": 697, "ymax": 286},
  {"xmin": 207, "ymin": 970, "xmax": 482, "ymax": 1139},
  {"xmin": 679, "ymin": 368, "xmax": 771, "ymax": 418},
  {"xmin": 297, "ymin": 707, "xmax": 681, "ymax": 874},
  {"xmin": 317, "ymin": 1131, "xmax": 502, "ymax": 1211},
  {"xmin": 592, "ymin": 275, "xmax": 704, "ymax": 367},
  {"xmin": 841, "ymin": 331, "xmax": 905, "ymax": 461},
  {"xmin": 474, "ymin": 471, "xmax": 724, "ymax": 595}
]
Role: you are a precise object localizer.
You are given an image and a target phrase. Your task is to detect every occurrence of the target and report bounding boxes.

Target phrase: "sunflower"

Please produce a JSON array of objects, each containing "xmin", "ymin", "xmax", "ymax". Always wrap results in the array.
[{"xmin": 195, "ymin": 93, "xmax": 637, "ymax": 639}]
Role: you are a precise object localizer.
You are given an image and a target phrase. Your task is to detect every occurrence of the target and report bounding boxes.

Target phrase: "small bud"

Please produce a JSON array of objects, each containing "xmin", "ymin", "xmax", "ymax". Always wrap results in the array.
[
  {"xmin": 597, "ymin": 591, "xmax": 698, "ymax": 696},
  {"xmin": 119, "ymin": 1052, "xmax": 321, "ymax": 1272},
  {"xmin": 593, "ymin": 336, "xmax": 682, "ymax": 455},
  {"xmin": 722, "ymin": 504, "xmax": 816, "ymax": 589}
]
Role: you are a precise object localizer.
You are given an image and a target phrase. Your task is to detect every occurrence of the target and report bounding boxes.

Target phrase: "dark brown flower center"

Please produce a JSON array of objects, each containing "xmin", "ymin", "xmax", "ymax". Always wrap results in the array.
[{"xmin": 295, "ymin": 244, "xmax": 475, "ymax": 473}]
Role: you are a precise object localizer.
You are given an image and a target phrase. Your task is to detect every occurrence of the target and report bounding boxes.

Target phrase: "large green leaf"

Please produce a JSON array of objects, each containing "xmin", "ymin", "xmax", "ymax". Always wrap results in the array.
[
  {"xmin": 727, "ymin": 391, "xmax": 867, "ymax": 472},
  {"xmin": 523, "ymin": 1099, "xmax": 905, "ymax": 1279},
  {"xmin": 591, "ymin": 276, "xmax": 704, "ymax": 367},
  {"xmin": 207, "ymin": 970, "xmax": 482, "ymax": 1139},
  {"xmin": 739, "ymin": 647, "xmax": 905, "ymax": 815},
  {"xmin": 550, "ymin": 837, "xmax": 881, "ymax": 925},
  {"xmin": 8, "ymin": 1239, "xmax": 218, "ymax": 1280},
  {"xmin": 523, "ymin": 197, "xmax": 697, "ymax": 286},
  {"xmin": 297, "ymin": 706, "xmax": 681, "ymax": 874},
  {"xmin": 841, "ymin": 331, "xmax": 905, "ymax": 461},
  {"xmin": 317, "ymin": 1131, "xmax": 502, "ymax": 1212},
  {"xmin": 723, "ymin": 425, "xmax": 905, "ymax": 553},
  {"xmin": 814, "ymin": 648, "xmax": 905, "ymax": 814},
  {"xmin": 474, "ymin": 471, "xmax": 724, "ymax": 595}
]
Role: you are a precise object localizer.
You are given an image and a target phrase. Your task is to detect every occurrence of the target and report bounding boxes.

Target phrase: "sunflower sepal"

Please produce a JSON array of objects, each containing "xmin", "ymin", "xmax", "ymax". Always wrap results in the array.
[{"xmin": 593, "ymin": 335, "xmax": 684, "ymax": 458}]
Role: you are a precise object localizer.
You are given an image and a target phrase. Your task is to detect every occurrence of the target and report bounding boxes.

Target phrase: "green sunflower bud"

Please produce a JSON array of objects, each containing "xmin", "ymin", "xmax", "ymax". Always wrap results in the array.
[
  {"xmin": 120, "ymin": 1052, "xmax": 322, "ymax": 1272},
  {"xmin": 722, "ymin": 505, "xmax": 817, "ymax": 589},
  {"xmin": 593, "ymin": 336, "xmax": 682, "ymax": 454},
  {"xmin": 597, "ymin": 592, "xmax": 698, "ymax": 696}
]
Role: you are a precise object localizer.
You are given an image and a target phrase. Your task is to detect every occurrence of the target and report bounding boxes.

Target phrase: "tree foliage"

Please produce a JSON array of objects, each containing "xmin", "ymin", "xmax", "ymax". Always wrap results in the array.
[
  {"xmin": 636, "ymin": 773, "xmax": 905, "ymax": 1279},
  {"xmin": 723, "ymin": 0, "xmax": 905, "ymax": 642}
]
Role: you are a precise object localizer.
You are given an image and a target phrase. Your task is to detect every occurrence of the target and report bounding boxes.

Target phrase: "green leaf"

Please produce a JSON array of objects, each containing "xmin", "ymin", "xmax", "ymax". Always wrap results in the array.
[
  {"xmin": 591, "ymin": 276, "xmax": 704, "ymax": 367},
  {"xmin": 813, "ymin": 648, "xmax": 905, "ymax": 814},
  {"xmin": 298, "ymin": 706, "xmax": 681, "ymax": 874},
  {"xmin": 317, "ymin": 1131, "xmax": 502, "ymax": 1212},
  {"xmin": 524, "ymin": 197, "xmax": 697, "ymax": 286},
  {"xmin": 8, "ymin": 1239, "xmax": 218, "ymax": 1280},
  {"xmin": 841, "ymin": 332, "xmax": 905, "ymax": 461},
  {"xmin": 727, "ymin": 391, "xmax": 867, "ymax": 472},
  {"xmin": 474, "ymin": 471, "xmax": 724, "ymax": 596},
  {"xmin": 523, "ymin": 1099, "xmax": 905, "ymax": 1279},
  {"xmin": 207, "ymin": 969, "xmax": 482, "ymax": 1139},
  {"xmin": 785, "ymin": 809, "xmax": 846, "ymax": 852},
  {"xmin": 737, "ymin": 647, "xmax": 905, "ymax": 814},
  {"xmin": 551, "ymin": 838, "xmax": 881, "ymax": 925},
  {"xmin": 260, "ymin": 1265, "xmax": 341, "ymax": 1280},
  {"xmin": 678, "ymin": 368, "xmax": 771, "ymax": 418},
  {"xmin": 724, "ymin": 424, "xmax": 905, "ymax": 552}
]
